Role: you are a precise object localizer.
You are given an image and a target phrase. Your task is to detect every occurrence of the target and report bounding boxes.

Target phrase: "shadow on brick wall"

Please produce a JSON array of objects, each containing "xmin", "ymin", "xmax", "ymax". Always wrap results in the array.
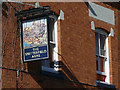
[{"xmin": 26, "ymin": 60, "xmax": 95, "ymax": 89}]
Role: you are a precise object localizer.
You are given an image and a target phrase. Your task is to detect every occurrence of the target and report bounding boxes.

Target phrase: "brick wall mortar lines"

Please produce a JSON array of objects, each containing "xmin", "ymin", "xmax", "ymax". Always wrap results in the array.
[{"xmin": 1, "ymin": 2, "xmax": 120, "ymax": 89}]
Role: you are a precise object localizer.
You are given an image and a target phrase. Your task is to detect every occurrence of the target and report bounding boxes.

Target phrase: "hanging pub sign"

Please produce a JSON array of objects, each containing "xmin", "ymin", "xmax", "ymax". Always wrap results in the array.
[
  {"xmin": 22, "ymin": 18, "xmax": 49, "ymax": 62},
  {"xmin": 15, "ymin": 6, "xmax": 58, "ymax": 62}
]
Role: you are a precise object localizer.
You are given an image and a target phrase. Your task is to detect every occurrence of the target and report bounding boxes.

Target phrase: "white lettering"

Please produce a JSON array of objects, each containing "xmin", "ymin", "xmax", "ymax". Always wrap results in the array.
[
  {"xmin": 25, "ymin": 53, "xmax": 31, "ymax": 56},
  {"xmin": 33, "ymin": 48, "xmax": 39, "ymax": 51},
  {"xmin": 32, "ymin": 54, "xmax": 41, "ymax": 58}
]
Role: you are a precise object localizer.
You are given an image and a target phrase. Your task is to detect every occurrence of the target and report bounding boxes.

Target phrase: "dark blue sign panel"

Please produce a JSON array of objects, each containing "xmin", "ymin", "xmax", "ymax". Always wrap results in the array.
[
  {"xmin": 24, "ymin": 46, "xmax": 48, "ymax": 61},
  {"xmin": 22, "ymin": 18, "xmax": 49, "ymax": 62}
]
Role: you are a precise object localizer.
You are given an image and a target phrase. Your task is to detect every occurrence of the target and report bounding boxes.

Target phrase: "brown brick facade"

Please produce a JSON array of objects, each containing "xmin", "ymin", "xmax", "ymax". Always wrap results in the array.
[{"xmin": 1, "ymin": 2, "xmax": 120, "ymax": 89}]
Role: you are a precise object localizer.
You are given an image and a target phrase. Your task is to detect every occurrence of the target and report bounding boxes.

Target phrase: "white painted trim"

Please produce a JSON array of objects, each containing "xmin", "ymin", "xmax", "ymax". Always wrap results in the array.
[
  {"xmin": 58, "ymin": 10, "xmax": 64, "ymax": 20},
  {"xmin": 91, "ymin": 21, "xmax": 95, "ymax": 30},
  {"xmin": 50, "ymin": 41, "xmax": 56, "ymax": 45},
  {"xmin": 98, "ymin": 33, "xmax": 101, "ymax": 56},
  {"xmin": 109, "ymin": 28, "xmax": 114, "ymax": 37},
  {"xmin": 53, "ymin": 20, "xmax": 59, "ymax": 71},
  {"xmin": 105, "ymin": 36, "xmax": 110, "ymax": 83},
  {"xmin": 35, "ymin": 2, "xmax": 40, "ymax": 8}
]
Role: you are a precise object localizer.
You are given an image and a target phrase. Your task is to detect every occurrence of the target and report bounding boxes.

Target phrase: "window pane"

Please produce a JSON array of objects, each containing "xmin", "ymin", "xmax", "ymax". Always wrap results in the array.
[
  {"xmin": 97, "ymin": 74, "xmax": 106, "ymax": 82},
  {"xmin": 100, "ymin": 57, "xmax": 105, "ymax": 72},
  {"xmin": 42, "ymin": 60, "xmax": 50, "ymax": 67},
  {"xmin": 95, "ymin": 32, "xmax": 99, "ymax": 55},
  {"xmin": 100, "ymin": 34, "xmax": 106, "ymax": 56},
  {"xmin": 96, "ymin": 58, "xmax": 98, "ymax": 71},
  {"xmin": 48, "ymin": 18, "xmax": 55, "ymax": 42}
]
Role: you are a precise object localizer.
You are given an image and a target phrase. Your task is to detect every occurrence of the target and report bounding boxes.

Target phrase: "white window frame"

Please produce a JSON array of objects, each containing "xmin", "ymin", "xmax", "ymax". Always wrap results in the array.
[
  {"xmin": 41, "ymin": 19, "xmax": 59, "ymax": 73},
  {"xmin": 95, "ymin": 28, "xmax": 110, "ymax": 84}
]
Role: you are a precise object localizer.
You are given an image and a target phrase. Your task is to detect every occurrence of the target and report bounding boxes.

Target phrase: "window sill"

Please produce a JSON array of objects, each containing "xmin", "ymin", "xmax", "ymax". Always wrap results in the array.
[
  {"xmin": 41, "ymin": 66, "xmax": 64, "ymax": 78},
  {"xmin": 96, "ymin": 80, "xmax": 115, "ymax": 89},
  {"xmin": 42, "ymin": 66, "xmax": 59, "ymax": 74},
  {"xmin": 96, "ymin": 80, "xmax": 109, "ymax": 85}
]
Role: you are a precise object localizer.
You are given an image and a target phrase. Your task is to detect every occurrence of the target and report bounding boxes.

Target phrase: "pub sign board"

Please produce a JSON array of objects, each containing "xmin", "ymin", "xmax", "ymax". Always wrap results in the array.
[{"xmin": 21, "ymin": 18, "xmax": 49, "ymax": 62}]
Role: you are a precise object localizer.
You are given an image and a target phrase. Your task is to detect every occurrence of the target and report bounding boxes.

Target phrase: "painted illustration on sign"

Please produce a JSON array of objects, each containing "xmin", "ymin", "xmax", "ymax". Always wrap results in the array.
[
  {"xmin": 23, "ymin": 19, "xmax": 48, "ymax": 48},
  {"xmin": 22, "ymin": 18, "xmax": 49, "ymax": 62}
]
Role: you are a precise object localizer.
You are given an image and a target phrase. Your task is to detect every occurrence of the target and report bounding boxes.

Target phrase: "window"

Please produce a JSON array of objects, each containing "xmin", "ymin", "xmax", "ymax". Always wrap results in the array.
[
  {"xmin": 95, "ymin": 29, "xmax": 110, "ymax": 83},
  {"xmin": 41, "ymin": 18, "xmax": 59, "ymax": 74}
]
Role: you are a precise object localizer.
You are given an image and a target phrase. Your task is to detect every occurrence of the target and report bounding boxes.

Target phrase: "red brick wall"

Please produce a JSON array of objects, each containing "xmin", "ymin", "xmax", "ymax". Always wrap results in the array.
[
  {"xmin": 60, "ymin": 2, "xmax": 97, "ymax": 85},
  {"xmin": 118, "ymin": 10, "xmax": 120, "ymax": 89},
  {"xmin": 2, "ymin": 2, "xmax": 120, "ymax": 89}
]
